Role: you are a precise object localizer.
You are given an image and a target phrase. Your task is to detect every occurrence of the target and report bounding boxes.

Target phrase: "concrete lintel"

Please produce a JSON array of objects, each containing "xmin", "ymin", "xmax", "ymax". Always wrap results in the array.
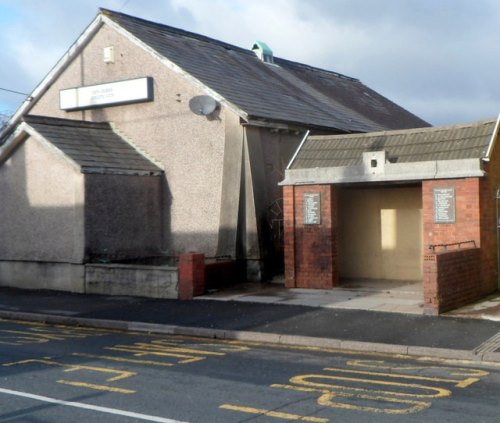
[{"xmin": 280, "ymin": 158, "xmax": 484, "ymax": 186}]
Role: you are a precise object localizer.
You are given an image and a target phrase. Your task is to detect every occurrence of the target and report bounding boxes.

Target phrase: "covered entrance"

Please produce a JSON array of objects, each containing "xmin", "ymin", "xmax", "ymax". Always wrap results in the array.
[
  {"xmin": 280, "ymin": 119, "xmax": 500, "ymax": 313},
  {"xmin": 338, "ymin": 184, "xmax": 423, "ymax": 283}
]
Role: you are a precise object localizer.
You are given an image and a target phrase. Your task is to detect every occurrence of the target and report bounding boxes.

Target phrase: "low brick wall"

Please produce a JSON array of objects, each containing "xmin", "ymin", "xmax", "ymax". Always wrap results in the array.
[
  {"xmin": 424, "ymin": 247, "xmax": 481, "ymax": 314},
  {"xmin": 178, "ymin": 253, "xmax": 206, "ymax": 300}
]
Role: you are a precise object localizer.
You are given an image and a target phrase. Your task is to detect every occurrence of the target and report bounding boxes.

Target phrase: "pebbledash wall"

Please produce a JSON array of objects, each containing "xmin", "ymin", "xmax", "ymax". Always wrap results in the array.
[
  {"xmin": 284, "ymin": 174, "xmax": 499, "ymax": 313},
  {"xmin": 1, "ymin": 22, "xmax": 303, "ymax": 283}
]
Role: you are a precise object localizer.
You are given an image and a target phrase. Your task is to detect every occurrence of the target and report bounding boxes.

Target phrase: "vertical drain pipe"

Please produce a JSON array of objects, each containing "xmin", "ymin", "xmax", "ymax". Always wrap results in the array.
[{"xmin": 497, "ymin": 189, "xmax": 500, "ymax": 290}]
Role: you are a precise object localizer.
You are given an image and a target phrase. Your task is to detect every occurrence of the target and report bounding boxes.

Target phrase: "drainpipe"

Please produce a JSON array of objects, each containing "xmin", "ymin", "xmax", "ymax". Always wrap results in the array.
[{"xmin": 497, "ymin": 188, "xmax": 500, "ymax": 290}]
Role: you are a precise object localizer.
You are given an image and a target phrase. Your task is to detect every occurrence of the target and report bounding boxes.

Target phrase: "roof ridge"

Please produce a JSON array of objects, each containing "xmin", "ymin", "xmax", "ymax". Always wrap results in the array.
[
  {"xmin": 275, "ymin": 57, "xmax": 358, "ymax": 82},
  {"xmin": 100, "ymin": 8, "xmax": 252, "ymax": 56},
  {"xmin": 23, "ymin": 115, "xmax": 111, "ymax": 129},
  {"xmin": 309, "ymin": 118, "xmax": 498, "ymax": 140},
  {"xmin": 101, "ymin": 8, "xmax": 360, "ymax": 82}
]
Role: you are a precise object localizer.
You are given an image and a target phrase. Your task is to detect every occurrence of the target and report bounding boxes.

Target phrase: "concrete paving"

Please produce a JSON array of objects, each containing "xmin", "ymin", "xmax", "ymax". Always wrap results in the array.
[
  {"xmin": 446, "ymin": 293, "xmax": 500, "ymax": 321},
  {"xmin": 198, "ymin": 279, "xmax": 425, "ymax": 315},
  {"xmin": 200, "ymin": 279, "xmax": 500, "ymax": 322}
]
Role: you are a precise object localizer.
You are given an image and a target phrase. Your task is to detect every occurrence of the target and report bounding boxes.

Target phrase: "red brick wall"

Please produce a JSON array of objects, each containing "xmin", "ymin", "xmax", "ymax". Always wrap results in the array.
[
  {"xmin": 480, "ymin": 143, "xmax": 500, "ymax": 296},
  {"xmin": 178, "ymin": 253, "xmax": 205, "ymax": 300},
  {"xmin": 423, "ymin": 248, "xmax": 481, "ymax": 314},
  {"xmin": 423, "ymin": 176, "xmax": 498, "ymax": 313},
  {"xmin": 422, "ymin": 178, "xmax": 481, "ymax": 247},
  {"xmin": 283, "ymin": 184, "xmax": 339, "ymax": 289}
]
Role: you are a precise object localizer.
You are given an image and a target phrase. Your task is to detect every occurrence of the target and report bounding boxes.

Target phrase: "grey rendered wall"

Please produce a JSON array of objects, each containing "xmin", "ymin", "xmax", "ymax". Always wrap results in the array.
[
  {"xmin": 215, "ymin": 121, "xmax": 303, "ymax": 274},
  {"xmin": 241, "ymin": 126, "xmax": 303, "ymax": 278},
  {"xmin": 30, "ymin": 24, "xmax": 226, "ymax": 257},
  {"xmin": 0, "ymin": 135, "xmax": 85, "ymax": 263},
  {"xmin": 84, "ymin": 173, "xmax": 163, "ymax": 260}
]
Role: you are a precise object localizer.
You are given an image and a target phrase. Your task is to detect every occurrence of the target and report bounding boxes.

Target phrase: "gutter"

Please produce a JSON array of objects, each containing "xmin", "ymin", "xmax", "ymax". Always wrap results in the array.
[{"xmin": 0, "ymin": 15, "xmax": 105, "ymax": 141}]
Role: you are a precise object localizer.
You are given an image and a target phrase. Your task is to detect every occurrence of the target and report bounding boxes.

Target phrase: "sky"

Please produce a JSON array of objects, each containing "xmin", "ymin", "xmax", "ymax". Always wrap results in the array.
[{"xmin": 1, "ymin": 0, "xmax": 500, "ymax": 126}]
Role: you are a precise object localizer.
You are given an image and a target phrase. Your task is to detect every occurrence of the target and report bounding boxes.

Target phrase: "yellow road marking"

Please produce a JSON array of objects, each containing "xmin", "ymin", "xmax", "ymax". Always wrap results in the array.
[
  {"xmin": 317, "ymin": 390, "xmax": 430, "ymax": 414},
  {"xmin": 105, "ymin": 346, "xmax": 206, "ymax": 363},
  {"xmin": 289, "ymin": 374, "xmax": 451, "ymax": 398},
  {"xmin": 57, "ymin": 380, "xmax": 135, "ymax": 394},
  {"xmin": 179, "ymin": 336, "xmax": 500, "ymax": 368},
  {"xmin": 272, "ymin": 384, "xmax": 431, "ymax": 415},
  {"xmin": 220, "ymin": 404, "xmax": 328, "ymax": 422},
  {"xmin": 3, "ymin": 357, "xmax": 136, "ymax": 394},
  {"xmin": 2, "ymin": 358, "xmax": 60, "ymax": 367},
  {"xmin": 63, "ymin": 365, "xmax": 136, "ymax": 382},
  {"xmin": 120, "ymin": 342, "xmax": 226, "ymax": 356},
  {"xmin": 153, "ymin": 338, "xmax": 250, "ymax": 353},
  {"xmin": 72, "ymin": 353, "xmax": 174, "ymax": 367},
  {"xmin": 345, "ymin": 360, "xmax": 490, "ymax": 378},
  {"xmin": 323, "ymin": 366, "xmax": 481, "ymax": 388}
]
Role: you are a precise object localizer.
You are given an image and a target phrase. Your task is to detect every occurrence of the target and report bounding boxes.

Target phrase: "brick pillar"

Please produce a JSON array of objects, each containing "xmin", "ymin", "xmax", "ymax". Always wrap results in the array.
[
  {"xmin": 283, "ymin": 185, "xmax": 296, "ymax": 288},
  {"xmin": 283, "ymin": 184, "xmax": 338, "ymax": 289},
  {"xmin": 423, "ymin": 253, "xmax": 438, "ymax": 315},
  {"xmin": 178, "ymin": 253, "xmax": 205, "ymax": 300}
]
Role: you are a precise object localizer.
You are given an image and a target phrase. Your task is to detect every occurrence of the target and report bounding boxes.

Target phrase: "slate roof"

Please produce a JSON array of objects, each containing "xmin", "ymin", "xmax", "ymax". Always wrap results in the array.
[
  {"xmin": 23, "ymin": 115, "xmax": 162, "ymax": 174},
  {"xmin": 289, "ymin": 119, "xmax": 498, "ymax": 169},
  {"xmin": 102, "ymin": 9, "xmax": 429, "ymax": 133}
]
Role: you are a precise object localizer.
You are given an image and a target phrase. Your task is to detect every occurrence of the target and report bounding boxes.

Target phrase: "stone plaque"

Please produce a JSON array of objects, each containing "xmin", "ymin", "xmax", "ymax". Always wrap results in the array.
[
  {"xmin": 434, "ymin": 187, "xmax": 456, "ymax": 223},
  {"xmin": 304, "ymin": 192, "xmax": 321, "ymax": 225}
]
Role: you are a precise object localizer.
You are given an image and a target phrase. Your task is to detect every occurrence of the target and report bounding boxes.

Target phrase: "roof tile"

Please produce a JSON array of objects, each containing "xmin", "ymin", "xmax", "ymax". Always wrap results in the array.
[
  {"xmin": 102, "ymin": 8, "xmax": 429, "ymax": 132},
  {"xmin": 23, "ymin": 115, "xmax": 162, "ymax": 174}
]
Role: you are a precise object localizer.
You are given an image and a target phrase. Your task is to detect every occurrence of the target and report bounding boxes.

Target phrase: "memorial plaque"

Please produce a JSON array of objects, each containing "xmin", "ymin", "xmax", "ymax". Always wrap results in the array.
[
  {"xmin": 434, "ymin": 187, "xmax": 455, "ymax": 223},
  {"xmin": 304, "ymin": 192, "xmax": 321, "ymax": 225}
]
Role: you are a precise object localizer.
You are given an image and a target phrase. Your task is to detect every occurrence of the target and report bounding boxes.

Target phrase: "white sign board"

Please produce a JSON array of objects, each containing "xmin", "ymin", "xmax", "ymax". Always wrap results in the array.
[
  {"xmin": 304, "ymin": 192, "xmax": 321, "ymax": 225},
  {"xmin": 60, "ymin": 77, "xmax": 153, "ymax": 110},
  {"xmin": 434, "ymin": 187, "xmax": 456, "ymax": 223}
]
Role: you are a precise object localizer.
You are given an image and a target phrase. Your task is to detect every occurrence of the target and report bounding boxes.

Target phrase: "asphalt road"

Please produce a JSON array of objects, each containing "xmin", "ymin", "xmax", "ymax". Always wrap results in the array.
[{"xmin": 0, "ymin": 318, "xmax": 498, "ymax": 422}]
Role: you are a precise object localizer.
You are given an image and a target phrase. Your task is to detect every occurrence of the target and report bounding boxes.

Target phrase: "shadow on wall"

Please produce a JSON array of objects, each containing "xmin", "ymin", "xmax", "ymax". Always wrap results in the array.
[
  {"xmin": 338, "ymin": 185, "xmax": 423, "ymax": 282},
  {"xmin": 0, "ymin": 139, "xmax": 180, "ymax": 264}
]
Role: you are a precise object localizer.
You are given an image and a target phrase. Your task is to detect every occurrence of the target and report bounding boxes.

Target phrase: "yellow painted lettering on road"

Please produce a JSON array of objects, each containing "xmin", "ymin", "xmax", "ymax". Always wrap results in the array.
[
  {"xmin": 3, "ymin": 357, "xmax": 136, "ymax": 394},
  {"xmin": 62, "ymin": 365, "xmax": 135, "ymax": 382},
  {"xmin": 324, "ymin": 366, "xmax": 481, "ymax": 388},
  {"xmin": 104, "ymin": 339, "xmax": 234, "ymax": 365},
  {"xmin": 106, "ymin": 345, "xmax": 206, "ymax": 364},
  {"xmin": 289, "ymin": 374, "xmax": 451, "ymax": 399},
  {"xmin": 72, "ymin": 353, "xmax": 174, "ymax": 367},
  {"xmin": 220, "ymin": 404, "xmax": 328, "ymax": 422},
  {"xmin": 317, "ymin": 390, "xmax": 431, "ymax": 414},
  {"xmin": 346, "ymin": 360, "xmax": 489, "ymax": 380},
  {"xmin": 272, "ymin": 383, "xmax": 431, "ymax": 415},
  {"xmin": 0, "ymin": 323, "xmax": 114, "ymax": 345},
  {"xmin": 57, "ymin": 380, "xmax": 135, "ymax": 394}
]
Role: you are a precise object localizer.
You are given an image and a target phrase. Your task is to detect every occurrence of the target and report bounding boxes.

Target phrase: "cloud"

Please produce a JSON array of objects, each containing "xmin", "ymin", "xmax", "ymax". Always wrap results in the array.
[{"xmin": 1, "ymin": 0, "xmax": 500, "ymax": 125}]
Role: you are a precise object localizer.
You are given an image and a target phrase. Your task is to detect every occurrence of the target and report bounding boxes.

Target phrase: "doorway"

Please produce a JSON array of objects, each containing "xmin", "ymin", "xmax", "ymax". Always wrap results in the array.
[{"xmin": 338, "ymin": 185, "xmax": 423, "ymax": 282}]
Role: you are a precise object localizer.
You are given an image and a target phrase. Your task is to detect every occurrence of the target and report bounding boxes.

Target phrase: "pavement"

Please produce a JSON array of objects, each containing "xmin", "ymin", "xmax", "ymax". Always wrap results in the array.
[{"xmin": 0, "ymin": 282, "xmax": 499, "ymax": 364}]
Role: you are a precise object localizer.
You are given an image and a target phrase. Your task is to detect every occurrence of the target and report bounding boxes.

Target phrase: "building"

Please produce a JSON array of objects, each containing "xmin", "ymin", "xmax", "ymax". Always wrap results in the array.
[
  {"xmin": 0, "ymin": 9, "xmax": 428, "ymax": 296},
  {"xmin": 281, "ymin": 119, "xmax": 500, "ymax": 313}
]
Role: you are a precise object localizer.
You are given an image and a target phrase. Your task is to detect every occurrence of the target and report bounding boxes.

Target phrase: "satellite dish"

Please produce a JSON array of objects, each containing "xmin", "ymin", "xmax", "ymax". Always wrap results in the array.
[{"xmin": 189, "ymin": 95, "xmax": 218, "ymax": 116}]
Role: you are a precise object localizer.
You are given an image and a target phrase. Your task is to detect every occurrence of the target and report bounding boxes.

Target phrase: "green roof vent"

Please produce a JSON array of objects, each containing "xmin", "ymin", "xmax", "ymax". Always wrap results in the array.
[{"xmin": 252, "ymin": 41, "xmax": 274, "ymax": 64}]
